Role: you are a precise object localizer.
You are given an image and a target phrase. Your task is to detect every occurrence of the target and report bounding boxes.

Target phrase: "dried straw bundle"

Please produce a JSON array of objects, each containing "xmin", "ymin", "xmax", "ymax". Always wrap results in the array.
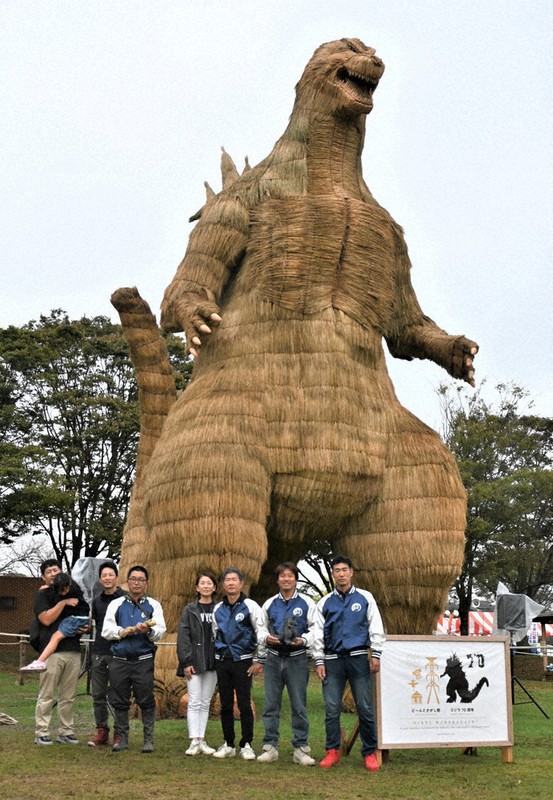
[
  {"xmin": 114, "ymin": 40, "xmax": 478, "ymax": 658},
  {"xmin": 110, "ymin": 287, "xmax": 177, "ymax": 573}
]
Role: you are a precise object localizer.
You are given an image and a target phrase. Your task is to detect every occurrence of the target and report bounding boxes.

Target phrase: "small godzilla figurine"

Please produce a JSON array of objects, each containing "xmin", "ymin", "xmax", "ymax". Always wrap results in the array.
[{"xmin": 113, "ymin": 39, "xmax": 478, "ymax": 645}]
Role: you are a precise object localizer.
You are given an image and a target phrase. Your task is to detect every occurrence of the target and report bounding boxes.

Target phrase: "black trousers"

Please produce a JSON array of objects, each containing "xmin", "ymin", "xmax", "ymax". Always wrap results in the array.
[
  {"xmin": 215, "ymin": 658, "xmax": 253, "ymax": 747},
  {"xmin": 108, "ymin": 657, "xmax": 155, "ymax": 735},
  {"xmin": 90, "ymin": 653, "xmax": 112, "ymax": 729}
]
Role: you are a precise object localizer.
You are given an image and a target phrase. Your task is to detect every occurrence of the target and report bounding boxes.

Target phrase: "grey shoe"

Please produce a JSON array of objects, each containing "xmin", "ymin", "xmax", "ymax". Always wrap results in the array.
[
  {"xmin": 293, "ymin": 745, "xmax": 316, "ymax": 766},
  {"xmin": 35, "ymin": 735, "xmax": 53, "ymax": 746},
  {"xmin": 56, "ymin": 734, "xmax": 79, "ymax": 745},
  {"xmin": 112, "ymin": 733, "xmax": 129, "ymax": 752},
  {"xmin": 257, "ymin": 745, "xmax": 279, "ymax": 762}
]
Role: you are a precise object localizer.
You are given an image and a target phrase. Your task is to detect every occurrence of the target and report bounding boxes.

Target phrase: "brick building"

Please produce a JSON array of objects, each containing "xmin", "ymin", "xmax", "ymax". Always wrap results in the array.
[{"xmin": 0, "ymin": 575, "xmax": 43, "ymax": 636}]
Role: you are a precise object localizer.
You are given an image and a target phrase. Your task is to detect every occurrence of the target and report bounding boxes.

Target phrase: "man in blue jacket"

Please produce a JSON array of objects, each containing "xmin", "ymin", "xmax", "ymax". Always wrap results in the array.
[
  {"xmin": 313, "ymin": 555, "xmax": 385, "ymax": 772},
  {"xmin": 102, "ymin": 565, "xmax": 166, "ymax": 753},
  {"xmin": 212, "ymin": 567, "xmax": 263, "ymax": 761},
  {"xmin": 256, "ymin": 562, "xmax": 317, "ymax": 765}
]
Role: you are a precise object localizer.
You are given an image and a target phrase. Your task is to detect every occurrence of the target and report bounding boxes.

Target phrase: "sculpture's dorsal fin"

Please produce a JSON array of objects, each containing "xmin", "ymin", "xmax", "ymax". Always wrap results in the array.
[
  {"xmin": 204, "ymin": 180, "xmax": 216, "ymax": 201},
  {"xmin": 221, "ymin": 146, "xmax": 239, "ymax": 188},
  {"xmin": 189, "ymin": 149, "xmax": 243, "ymax": 222}
]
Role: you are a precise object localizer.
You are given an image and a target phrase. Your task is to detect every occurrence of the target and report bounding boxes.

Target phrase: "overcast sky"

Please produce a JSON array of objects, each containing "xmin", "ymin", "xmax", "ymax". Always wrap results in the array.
[{"xmin": 1, "ymin": 1, "xmax": 551, "ymax": 429}]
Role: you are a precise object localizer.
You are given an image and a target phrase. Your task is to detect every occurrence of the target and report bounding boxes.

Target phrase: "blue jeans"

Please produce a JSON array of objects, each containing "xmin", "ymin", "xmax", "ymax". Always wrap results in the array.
[
  {"xmin": 322, "ymin": 655, "xmax": 376, "ymax": 756},
  {"xmin": 262, "ymin": 652, "xmax": 309, "ymax": 748}
]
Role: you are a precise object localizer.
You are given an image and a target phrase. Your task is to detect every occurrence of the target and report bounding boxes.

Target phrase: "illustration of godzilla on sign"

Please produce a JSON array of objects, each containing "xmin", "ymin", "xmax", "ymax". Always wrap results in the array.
[
  {"xmin": 112, "ymin": 39, "xmax": 478, "ymax": 651},
  {"xmin": 441, "ymin": 654, "xmax": 489, "ymax": 703}
]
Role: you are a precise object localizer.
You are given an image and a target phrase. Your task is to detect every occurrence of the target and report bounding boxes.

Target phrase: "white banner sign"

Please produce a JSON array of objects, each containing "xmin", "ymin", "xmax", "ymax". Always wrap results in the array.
[{"xmin": 378, "ymin": 636, "xmax": 513, "ymax": 748}]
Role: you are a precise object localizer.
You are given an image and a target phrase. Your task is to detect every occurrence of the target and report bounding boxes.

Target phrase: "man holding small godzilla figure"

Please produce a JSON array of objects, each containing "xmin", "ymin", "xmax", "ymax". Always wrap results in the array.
[{"xmin": 256, "ymin": 561, "xmax": 317, "ymax": 765}]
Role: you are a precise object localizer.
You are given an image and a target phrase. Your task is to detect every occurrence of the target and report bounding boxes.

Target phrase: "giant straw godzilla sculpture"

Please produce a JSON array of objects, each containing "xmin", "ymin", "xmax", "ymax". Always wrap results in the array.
[{"xmin": 112, "ymin": 39, "xmax": 478, "ymax": 687}]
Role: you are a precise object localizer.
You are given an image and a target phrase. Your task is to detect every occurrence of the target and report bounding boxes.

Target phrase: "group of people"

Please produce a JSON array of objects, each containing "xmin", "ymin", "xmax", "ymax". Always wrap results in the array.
[
  {"xmin": 26, "ymin": 555, "xmax": 385, "ymax": 772},
  {"xmin": 26, "ymin": 559, "xmax": 166, "ymax": 753}
]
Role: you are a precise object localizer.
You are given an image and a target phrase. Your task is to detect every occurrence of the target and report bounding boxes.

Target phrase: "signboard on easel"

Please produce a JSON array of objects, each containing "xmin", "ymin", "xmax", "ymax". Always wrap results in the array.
[{"xmin": 377, "ymin": 636, "xmax": 513, "ymax": 760}]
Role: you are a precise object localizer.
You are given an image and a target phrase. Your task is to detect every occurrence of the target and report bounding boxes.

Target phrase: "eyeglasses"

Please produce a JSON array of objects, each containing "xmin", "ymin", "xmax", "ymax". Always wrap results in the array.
[{"xmin": 128, "ymin": 577, "xmax": 147, "ymax": 583}]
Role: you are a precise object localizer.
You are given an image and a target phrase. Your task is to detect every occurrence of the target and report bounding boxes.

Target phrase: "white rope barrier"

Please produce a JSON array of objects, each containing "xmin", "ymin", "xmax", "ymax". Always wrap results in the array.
[{"xmin": 0, "ymin": 631, "xmax": 176, "ymax": 646}]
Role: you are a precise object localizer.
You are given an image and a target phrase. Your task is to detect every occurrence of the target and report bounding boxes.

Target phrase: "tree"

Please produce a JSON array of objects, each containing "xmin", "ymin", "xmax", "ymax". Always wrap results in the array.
[
  {"xmin": 297, "ymin": 539, "xmax": 335, "ymax": 598},
  {"xmin": 0, "ymin": 311, "xmax": 189, "ymax": 571},
  {"xmin": 0, "ymin": 537, "xmax": 50, "ymax": 576},
  {"xmin": 0, "ymin": 359, "xmax": 28, "ymax": 522},
  {"xmin": 440, "ymin": 382, "xmax": 553, "ymax": 633}
]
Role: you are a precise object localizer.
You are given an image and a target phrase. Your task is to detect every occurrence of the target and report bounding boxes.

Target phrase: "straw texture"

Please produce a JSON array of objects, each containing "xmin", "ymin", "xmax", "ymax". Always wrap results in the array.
[
  {"xmin": 110, "ymin": 287, "xmax": 177, "ymax": 573},
  {"xmin": 114, "ymin": 41, "xmax": 478, "ymax": 699}
]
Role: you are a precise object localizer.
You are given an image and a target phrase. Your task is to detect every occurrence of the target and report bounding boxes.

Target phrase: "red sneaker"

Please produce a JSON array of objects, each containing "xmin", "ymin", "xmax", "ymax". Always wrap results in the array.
[
  {"xmin": 364, "ymin": 753, "xmax": 380, "ymax": 772},
  {"xmin": 88, "ymin": 727, "xmax": 109, "ymax": 747},
  {"xmin": 319, "ymin": 749, "xmax": 341, "ymax": 768}
]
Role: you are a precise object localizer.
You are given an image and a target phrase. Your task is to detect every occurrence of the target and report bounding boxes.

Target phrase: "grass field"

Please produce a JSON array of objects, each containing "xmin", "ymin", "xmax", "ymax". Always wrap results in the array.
[{"xmin": 1, "ymin": 647, "xmax": 552, "ymax": 800}]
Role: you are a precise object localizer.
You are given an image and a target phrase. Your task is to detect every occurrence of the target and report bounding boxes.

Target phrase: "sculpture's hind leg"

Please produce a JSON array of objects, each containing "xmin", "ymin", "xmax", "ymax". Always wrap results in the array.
[
  {"xmin": 140, "ymin": 381, "xmax": 271, "ymax": 632},
  {"xmin": 336, "ymin": 410, "xmax": 466, "ymax": 634}
]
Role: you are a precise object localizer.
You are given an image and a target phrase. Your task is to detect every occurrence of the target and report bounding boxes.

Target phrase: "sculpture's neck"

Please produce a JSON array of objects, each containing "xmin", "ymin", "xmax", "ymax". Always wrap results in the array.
[
  {"xmin": 265, "ymin": 105, "xmax": 367, "ymax": 199},
  {"xmin": 305, "ymin": 112, "xmax": 365, "ymax": 197}
]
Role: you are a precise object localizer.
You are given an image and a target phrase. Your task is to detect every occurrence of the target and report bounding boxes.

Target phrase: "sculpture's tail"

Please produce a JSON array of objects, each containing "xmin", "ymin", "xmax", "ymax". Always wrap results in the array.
[
  {"xmin": 110, "ymin": 287, "xmax": 178, "ymax": 574},
  {"xmin": 461, "ymin": 677, "xmax": 490, "ymax": 702}
]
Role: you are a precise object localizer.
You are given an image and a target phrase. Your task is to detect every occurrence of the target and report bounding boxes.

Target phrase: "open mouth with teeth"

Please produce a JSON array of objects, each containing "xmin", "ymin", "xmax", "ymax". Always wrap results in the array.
[{"xmin": 336, "ymin": 66, "xmax": 381, "ymax": 106}]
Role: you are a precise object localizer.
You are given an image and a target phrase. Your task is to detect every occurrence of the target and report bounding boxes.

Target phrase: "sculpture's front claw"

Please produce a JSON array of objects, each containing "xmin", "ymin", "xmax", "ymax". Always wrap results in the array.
[
  {"xmin": 451, "ymin": 337, "xmax": 479, "ymax": 386},
  {"xmin": 183, "ymin": 301, "xmax": 222, "ymax": 357}
]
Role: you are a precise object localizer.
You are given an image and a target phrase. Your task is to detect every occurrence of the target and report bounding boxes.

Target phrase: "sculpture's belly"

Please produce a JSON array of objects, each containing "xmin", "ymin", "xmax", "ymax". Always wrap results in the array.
[
  {"xmin": 244, "ymin": 196, "xmax": 397, "ymax": 333},
  {"xmin": 186, "ymin": 304, "xmax": 395, "ymax": 478}
]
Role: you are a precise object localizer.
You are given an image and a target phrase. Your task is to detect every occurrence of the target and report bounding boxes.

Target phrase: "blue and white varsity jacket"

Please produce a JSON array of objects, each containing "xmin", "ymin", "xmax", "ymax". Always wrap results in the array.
[
  {"xmin": 312, "ymin": 585, "xmax": 385, "ymax": 664},
  {"xmin": 213, "ymin": 593, "xmax": 263, "ymax": 662},
  {"xmin": 257, "ymin": 590, "xmax": 317, "ymax": 660},
  {"xmin": 102, "ymin": 594, "xmax": 166, "ymax": 659}
]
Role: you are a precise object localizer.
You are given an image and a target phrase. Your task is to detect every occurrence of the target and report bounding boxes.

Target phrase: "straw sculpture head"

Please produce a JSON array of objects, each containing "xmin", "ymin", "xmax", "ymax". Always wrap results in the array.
[{"xmin": 112, "ymin": 39, "xmax": 478, "ymax": 695}]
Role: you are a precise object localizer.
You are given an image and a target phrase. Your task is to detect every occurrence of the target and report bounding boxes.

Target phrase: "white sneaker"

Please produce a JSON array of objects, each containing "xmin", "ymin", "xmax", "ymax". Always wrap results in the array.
[
  {"xmin": 213, "ymin": 742, "xmax": 236, "ymax": 759},
  {"xmin": 198, "ymin": 740, "xmax": 215, "ymax": 755},
  {"xmin": 257, "ymin": 745, "xmax": 278, "ymax": 762},
  {"xmin": 185, "ymin": 740, "xmax": 201, "ymax": 756},
  {"xmin": 240, "ymin": 742, "xmax": 256, "ymax": 761},
  {"xmin": 293, "ymin": 745, "xmax": 316, "ymax": 766},
  {"xmin": 21, "ymin": 660, "xmax": 47, "ymax": 672}
]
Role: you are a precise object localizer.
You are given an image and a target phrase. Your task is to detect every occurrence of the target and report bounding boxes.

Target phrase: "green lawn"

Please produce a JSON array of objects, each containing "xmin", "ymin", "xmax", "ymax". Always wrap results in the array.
[{"xmin": 1, "ymin": 649, "xmax": 552, "ymax": 800}]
